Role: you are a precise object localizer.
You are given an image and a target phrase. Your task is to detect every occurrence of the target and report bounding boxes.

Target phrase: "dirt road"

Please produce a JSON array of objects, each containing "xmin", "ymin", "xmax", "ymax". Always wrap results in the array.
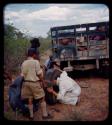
[
  {"xmin": 4, "ymin": 50, "xmax": 109, "ymax": 121},
  {"xmin": 4, "ymin": 75, "xmax": 109, "ymax": 121}
]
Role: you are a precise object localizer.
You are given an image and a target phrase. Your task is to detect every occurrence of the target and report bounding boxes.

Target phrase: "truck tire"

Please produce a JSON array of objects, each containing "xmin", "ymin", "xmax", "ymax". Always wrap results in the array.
[{"xmin": 45, "ymin": 85, "xmax": 59, "ymax": 105}]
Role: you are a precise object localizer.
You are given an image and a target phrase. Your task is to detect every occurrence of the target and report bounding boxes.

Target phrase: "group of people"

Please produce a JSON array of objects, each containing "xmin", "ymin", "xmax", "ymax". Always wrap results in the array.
[{"xmin": 20, "ymin": 38, "xmax": 81, "ymax": 120}]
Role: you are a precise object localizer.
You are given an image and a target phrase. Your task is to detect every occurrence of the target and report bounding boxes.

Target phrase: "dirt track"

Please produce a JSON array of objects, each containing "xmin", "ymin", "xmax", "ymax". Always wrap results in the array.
[
  {"xmin": 4, "ymin": 50, "xmax": 109, "ymax": 121},
  {"xmin": 4, "ymin": 75, "xmax": 109, "ymax": 121}
]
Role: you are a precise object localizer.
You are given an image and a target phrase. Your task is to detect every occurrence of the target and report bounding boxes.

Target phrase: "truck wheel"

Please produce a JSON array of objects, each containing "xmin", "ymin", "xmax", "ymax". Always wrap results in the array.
[
  {"xmin": 45, "ymin": 85, "xmax": 59, "ymax": 105},
  {"xmin": 45, "ymin": 91, "xmax": 57, "ymax": 105}
]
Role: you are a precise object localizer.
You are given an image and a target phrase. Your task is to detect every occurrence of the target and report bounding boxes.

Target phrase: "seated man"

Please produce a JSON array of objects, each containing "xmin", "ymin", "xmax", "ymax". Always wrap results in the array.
[{"xmin": 47, "ymin": 71, "xmax": 81, "ymax": 105}]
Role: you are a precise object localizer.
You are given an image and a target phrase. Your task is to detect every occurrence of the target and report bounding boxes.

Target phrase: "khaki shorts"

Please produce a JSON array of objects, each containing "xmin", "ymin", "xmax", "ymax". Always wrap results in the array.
[{"xmin": 21, "ymin": 82, "xmax": 45, "ymax": 100}]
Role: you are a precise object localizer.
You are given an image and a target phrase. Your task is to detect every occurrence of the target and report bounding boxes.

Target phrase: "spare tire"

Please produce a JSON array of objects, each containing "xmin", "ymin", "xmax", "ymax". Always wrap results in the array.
[{"xmin": 45, "ymin": 85, "xmax": 59, "ymax": 105}]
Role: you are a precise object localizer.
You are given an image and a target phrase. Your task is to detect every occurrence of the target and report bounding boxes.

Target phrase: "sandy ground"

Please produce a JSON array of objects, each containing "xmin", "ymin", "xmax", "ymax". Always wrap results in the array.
[{"xmin": 4, "ymin": 76, "xmax": 109, "ymax": 121}]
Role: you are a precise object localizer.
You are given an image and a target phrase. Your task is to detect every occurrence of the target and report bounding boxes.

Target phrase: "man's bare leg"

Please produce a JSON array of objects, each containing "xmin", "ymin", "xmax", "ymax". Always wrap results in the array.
[
  {"xmin": 40, "ymin": 97, "xmax": 53, "ymax": 119},
  {"xmin": 40, "ymin": 97, "xmax": 48, "ymax": 117},
  {"xmin": 28, "ymin": 97, "xmax": 33, "ymax": 119}
]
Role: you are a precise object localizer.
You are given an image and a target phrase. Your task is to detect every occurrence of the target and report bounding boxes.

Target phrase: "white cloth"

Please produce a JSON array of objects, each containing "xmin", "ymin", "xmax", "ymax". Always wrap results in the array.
[{"xmin": 56, "ymin": 71, "xmax": 81, "ymax": 105}]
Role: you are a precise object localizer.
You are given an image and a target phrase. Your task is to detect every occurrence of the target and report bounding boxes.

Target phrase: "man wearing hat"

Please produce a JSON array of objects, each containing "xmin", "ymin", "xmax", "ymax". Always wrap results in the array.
[{"xmin": 21, "ymin": 48, "xmax": 53, "ymax": 120}]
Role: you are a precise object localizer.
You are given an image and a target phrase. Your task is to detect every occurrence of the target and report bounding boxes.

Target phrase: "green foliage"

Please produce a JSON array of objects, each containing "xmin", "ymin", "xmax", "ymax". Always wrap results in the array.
[
  {"xmin": 4, "ymin": 24, "xmax": 30, "ymax": 74},
  {"xmin": 4, "ymin": 24, "xmax": 52, "ymax": 74}
]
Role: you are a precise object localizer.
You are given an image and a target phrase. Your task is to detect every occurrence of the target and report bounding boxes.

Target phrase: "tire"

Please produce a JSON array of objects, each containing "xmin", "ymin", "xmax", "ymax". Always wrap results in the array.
[{"xmin": 45, "ymin": 85, "xmax": 59, "ymax": 105}]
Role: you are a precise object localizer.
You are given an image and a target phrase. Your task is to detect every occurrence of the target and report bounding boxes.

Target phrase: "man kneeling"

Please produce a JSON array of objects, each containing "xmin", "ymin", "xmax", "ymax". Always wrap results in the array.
[{"xmin": 47, "ymin": 71, "xmax": 81, "ymax": 105}]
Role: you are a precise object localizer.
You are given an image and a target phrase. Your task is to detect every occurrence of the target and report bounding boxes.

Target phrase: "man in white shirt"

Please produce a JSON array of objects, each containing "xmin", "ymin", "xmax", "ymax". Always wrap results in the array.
[{"xmin": 48, "ymin": 71, "xmax": 81, "ymax": 105}]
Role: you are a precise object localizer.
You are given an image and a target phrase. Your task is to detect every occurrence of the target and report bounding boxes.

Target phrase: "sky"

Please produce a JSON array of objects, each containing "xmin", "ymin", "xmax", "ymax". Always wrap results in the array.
[{"xmin": 4, "ymin": 4, "xmax": 109, "ymax": 38}]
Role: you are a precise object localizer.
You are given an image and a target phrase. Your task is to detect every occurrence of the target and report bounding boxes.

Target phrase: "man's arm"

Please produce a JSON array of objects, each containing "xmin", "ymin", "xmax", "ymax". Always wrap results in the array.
[
  {"xmin": 21, "ymin": 63, "xmax": 27, "ymax": 77},
  {"xmin": 35, "ymin": 60, "xmax": 43, "ymax": 80},
  {"xmin": 47, "ymin": 86, "xmax": 66, "ymax": 100},
  {"xmin": 35, "ymin": 60, "xmax": 45, "ymax": 88},
  {"xmin": 48, "ymin": 87, "xmax": 66, "ymax": 101},
  {"xmin": 52, "ymin": 90, "xmax": 58, "ymax": 97},
  {"xmin": 47, "ymin": 87, "xmax": 58, "ymax": 97},
  {"xmin": 38, "ymin": 73, "xmax": 46, "ymax": 89},
  {"xmin": 38, "ymin": 73, "xmax": 43, "ymax": 81}
]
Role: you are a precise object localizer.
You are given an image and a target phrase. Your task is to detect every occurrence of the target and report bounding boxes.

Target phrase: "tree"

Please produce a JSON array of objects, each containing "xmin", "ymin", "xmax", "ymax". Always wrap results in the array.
[
  {"xmin": 4, "ymin": 24, "xmax": 30, "ymax": 75},
  {"xmin": 4, "ymin": 24, "xmax": 52, "ymax": 75}
]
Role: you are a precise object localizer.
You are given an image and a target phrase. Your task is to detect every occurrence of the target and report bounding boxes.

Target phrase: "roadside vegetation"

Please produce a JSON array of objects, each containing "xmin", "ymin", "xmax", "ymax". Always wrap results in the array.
[{"xmin": 4, "ymin": 23, "xmax": 51, "ymax": 76}]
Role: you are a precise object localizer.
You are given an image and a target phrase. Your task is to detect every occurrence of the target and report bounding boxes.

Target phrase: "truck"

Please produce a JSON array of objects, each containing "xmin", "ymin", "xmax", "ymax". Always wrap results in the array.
[{"xmin": 50, "ymin": 21, "xmax": 109, "ymax": 73}]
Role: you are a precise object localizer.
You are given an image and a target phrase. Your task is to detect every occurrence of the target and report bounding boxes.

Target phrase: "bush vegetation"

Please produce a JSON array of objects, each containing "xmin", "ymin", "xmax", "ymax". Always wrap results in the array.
[{"xmin": 4, "ymin": 24, "xmax": 51, "ymax": 76}]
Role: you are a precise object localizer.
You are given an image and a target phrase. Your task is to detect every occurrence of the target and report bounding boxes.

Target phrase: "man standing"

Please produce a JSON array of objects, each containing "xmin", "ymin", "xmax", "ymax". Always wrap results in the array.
[{"xmin": 21, "ymin": 48, "xmax": 52, "ymax": 120}]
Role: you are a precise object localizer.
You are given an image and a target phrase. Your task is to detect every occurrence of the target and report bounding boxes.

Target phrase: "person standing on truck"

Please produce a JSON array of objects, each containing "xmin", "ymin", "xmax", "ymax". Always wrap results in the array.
[{"xmin": 21, "ymin": 48, "xmax": 53, "ymax": 120}]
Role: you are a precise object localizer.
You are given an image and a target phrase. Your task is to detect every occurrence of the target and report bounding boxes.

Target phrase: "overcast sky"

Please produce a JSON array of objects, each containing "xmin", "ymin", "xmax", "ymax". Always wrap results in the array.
[{"xmin": 4, "ymin": 4, "xmax": 109, "ymax": 38}]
